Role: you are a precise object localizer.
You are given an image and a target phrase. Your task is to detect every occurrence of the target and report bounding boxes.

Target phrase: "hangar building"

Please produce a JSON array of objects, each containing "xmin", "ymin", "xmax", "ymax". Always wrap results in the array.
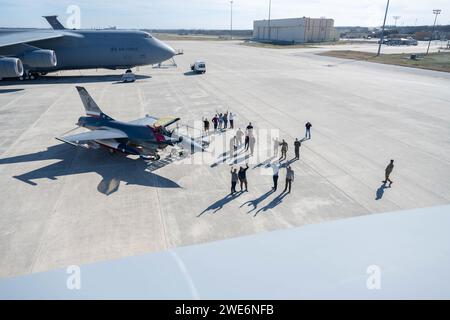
[{"xmin": 253, "ymin": 17, "xmax": 337, "ymax": 43}]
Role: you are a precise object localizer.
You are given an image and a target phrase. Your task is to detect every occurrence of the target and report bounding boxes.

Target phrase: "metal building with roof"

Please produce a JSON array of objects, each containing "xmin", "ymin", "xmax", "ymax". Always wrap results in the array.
[{"xmin": 253, "ymin": 17, "xmax": 337, "ymax": 43}]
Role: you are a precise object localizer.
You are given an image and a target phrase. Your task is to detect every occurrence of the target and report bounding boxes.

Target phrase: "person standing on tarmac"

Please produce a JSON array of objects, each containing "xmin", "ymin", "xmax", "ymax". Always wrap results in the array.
[
  {"xmin": 236, "ymin": 128, "xmax": 244, "ymax": 148},
  {"xmin": 272, "ymin": 162, "xmax": 280, "ymax": 191},
  {"xmin": 294, "ymin": 138, "xmax": 301, "ymax": 160},
  {"xmin": 212, "ymin": 115, "xmax": 219, "ymax": 132},
  {"xmin": 284, "ymin": 165, "xmax": 295, "ymax": 193},
  {"xmin": 280, "ymin": 139, "xmax": 288, "ymax": 161},
  {"xmin": 238, "ymin": 164, "xmax": 250, "ymax": 192},
  {"xmin": 203, "ymin": 118, "xmax": 210, "ymax": 133},
  {"xmin": 305, "ymin": 122, "xmax": 312, "ymax": 140},
  {"xmin": 230, "ymin": 168, "xmax": 239, "ymax": 194},
  {"xmin": 229, "ymin": 112, "xmax": 235, "ymax": 129}
]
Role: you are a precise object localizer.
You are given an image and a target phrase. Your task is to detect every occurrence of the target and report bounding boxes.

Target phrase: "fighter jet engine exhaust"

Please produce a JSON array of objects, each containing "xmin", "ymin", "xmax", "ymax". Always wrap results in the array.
[
  {"xmin": 0, "ymin": 57, "xmax": 24, "ymax": 78},
  {"xmin": 21, "ymin": 50, "xmax": 57, "ymax": 68}
]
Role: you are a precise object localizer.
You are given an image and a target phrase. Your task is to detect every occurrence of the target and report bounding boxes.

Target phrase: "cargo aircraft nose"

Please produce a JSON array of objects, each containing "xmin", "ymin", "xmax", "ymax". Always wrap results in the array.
[{"xmin": 152, "ymin": 37, "xmax": 176, "ymax": 62}]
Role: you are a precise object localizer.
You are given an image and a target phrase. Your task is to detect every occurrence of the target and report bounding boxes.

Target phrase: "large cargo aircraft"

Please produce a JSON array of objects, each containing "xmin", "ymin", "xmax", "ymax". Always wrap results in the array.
[{"xmin": 0, "ymin": 16, "xmax": 176, "ymax": 80}]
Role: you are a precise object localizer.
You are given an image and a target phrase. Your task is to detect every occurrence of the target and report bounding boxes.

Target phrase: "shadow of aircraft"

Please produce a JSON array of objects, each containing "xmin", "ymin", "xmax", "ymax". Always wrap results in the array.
[
  {"xmin": 375, "ymin": 182, "xmax": 390, "ymax": 200},
  {"xmin": 240, "ymin": 189, "xmax": 276, "ymax": 214},
  {"xmin": 255, "ymin": 191, "xmax": 289, "ymax": 217},
  {"xmin": 0, "ymin": 74, "xmax": 151, "ymax": 86},
  {"xmin": 0, "ymin": 144, "xmax": 180, "ymax": 196},
  {"xmin": 183, "ymin": 71, "xmax": 201, "ymax": 76},
  {"xmin": 0, "ymin": 88, "xmax": 25, "ymax": 94},
  {"xmin": 198, "ymin": 191, "xmax": 244, "ymax": 217}
]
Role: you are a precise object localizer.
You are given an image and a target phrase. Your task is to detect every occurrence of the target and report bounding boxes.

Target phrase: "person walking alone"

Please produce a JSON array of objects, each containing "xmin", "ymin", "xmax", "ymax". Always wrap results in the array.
[{"xmin": 383, "ymin": 160, "xmax": 395, "ymax": 187}]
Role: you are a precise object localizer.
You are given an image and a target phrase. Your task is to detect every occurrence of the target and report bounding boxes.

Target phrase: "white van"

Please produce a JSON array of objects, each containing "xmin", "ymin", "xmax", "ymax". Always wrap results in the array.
[
  {"xmin": 190, "ymin": 60, "xmax": 206, "ymax": 74},
  {"xmin": 121, "ymin": 70, "xmax": 136, "ymax": 83}
]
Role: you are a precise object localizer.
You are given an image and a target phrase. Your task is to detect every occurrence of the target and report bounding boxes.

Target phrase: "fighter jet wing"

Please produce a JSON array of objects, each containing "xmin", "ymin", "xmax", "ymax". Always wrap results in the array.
[
  {"xmin": 127, "ymin": 116, "xmax": 159, "ymax": 127},
  {"xmin": 0, "ymin": 31, "xmax": 82, "ymax": 48},
  {"xmin": 57, "ymin": 128, "xmax": 128, "ymax": 144},
  {"xmin": 127, "ymin": 116, "xmax": 180, "ymax": 128},
  {"xmin": 154, "ymin": 117, "xmax": 181, "ymax": 128}
]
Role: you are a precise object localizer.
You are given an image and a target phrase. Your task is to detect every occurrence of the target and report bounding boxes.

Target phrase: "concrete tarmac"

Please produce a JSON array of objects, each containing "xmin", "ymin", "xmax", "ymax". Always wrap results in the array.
[{"xmin": 0, "ymin": 40, "xmax": 449, "ymax": 278}]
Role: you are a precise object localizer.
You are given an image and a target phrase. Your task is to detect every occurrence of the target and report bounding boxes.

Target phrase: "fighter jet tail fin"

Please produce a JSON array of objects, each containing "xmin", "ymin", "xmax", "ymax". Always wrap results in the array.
[
  {"xmin": 76, "ymin": 86, "xmax": 114, "ymax": 120},
  {"xmin": 43, "ymin": 15, "xmax": 66, "ymax": 30}
]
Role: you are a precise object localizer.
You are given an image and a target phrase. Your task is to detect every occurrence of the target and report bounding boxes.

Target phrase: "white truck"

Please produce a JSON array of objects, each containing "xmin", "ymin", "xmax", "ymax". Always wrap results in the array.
[{"xmin": 190, "ymin": 60, "xmax": 206, "ymax": 74}]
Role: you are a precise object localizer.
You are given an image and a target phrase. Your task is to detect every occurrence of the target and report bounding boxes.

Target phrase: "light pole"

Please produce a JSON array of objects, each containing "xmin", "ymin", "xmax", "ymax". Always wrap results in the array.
[
  {"xmin": 230, "ymin": 1, "xmax": 234, "ymax": 40},
  {"xmin": 393, "ymin": 16, "xmax": 400, "ymax": 27},
  {"xmin": 268, "ymin": 0, "xmax": 272, "ymax": 41},
  {"xmin": 377, "ymin": 0, "xmax": 390, "ymax": 56},
  {"xmin": 426, "ymin": 9, "xmax": 442, "ymax": 55}
]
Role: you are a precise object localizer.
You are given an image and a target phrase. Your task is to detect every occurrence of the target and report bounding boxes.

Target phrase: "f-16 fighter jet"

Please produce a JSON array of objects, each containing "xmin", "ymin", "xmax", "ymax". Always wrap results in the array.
[{"xmin": 57, "ymin": 86, "xmax": 204, "ymax": 161}]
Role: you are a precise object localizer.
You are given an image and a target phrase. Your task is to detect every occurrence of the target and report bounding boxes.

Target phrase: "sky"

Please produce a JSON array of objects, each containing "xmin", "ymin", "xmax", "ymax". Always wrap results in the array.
[{"xmin": 0, "ymin": 0, "xmax": 449, "ymax": 29}]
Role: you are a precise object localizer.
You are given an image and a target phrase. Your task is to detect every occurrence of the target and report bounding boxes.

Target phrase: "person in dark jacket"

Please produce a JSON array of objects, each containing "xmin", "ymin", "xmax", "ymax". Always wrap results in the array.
[
  {"xmin": 305, "ymin": 122, "xmax": 312, "ymax": 139},
  {"xmin": 203, "ymin": 118, "xmax": 210, "ymax": 133},
  {"xmin": 212, "ymin": 115, "xmax": 219, "ymax": 131},
  {"xmin": 230, "ymin": 168, "xmax": 239, "ymax": 194},
  {"xmin": 238, "ymin": 164, "xmax": 250, "ymax": 192},
  {"xmin": 294, "ymin": 138, "xmax": 301, "ymax": 159},
  {"xmin": 383, "ymin": 160, "xmax": 395, "ymax": 187}
]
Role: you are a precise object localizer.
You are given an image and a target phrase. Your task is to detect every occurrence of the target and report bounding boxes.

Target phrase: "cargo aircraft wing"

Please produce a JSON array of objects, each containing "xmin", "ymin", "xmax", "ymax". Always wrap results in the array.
[{"xmin": 0, "ymin": 30, "xmax": 83, "ymax": 49}]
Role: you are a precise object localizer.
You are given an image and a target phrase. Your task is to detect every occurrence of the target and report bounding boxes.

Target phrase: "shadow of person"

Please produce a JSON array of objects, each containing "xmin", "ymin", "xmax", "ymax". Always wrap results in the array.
[
  {"xmin": 240, "ymin": 189, "xmax": 275, "ymax": 213},
  {"xmin": 1, "ymin": 143, "xmax": 180, "ymax": 196},
  {"xmin": 252, "ymin": 157, "xmax": 275, "ymax": 169},
  {"xmin": 198, "ymin": 191, "xmax": 244, "ymax": 217},
  {"xmin": 280, "ymin": 158, "xmax": 298, "ymax": 168},
  {"xmin": 375, "ymin": 182, "xmax": 390, "ymax": 200},
  {"xmin": 255, "ymin": 191, "xmax": 290, "ymax": 217}
]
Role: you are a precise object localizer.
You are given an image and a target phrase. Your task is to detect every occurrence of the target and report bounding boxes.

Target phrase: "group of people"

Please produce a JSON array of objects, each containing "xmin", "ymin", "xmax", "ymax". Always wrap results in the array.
[
  {"xmin": 203, "ymin": 112, "xmax": 235, "ymax": 133},
  {"xmin": 227, "ymin": 123, "xmax": 257, "ymax": 159},
  {"xmin": 230, "ymin": 162, "xmax": 295, "ymax": 195},
  {"xmin": 274, "ymin": 138, "xmax": 302, "ymax": 161},
  {"xmin": 273, "ymin": 122, "xmax": 313, "ymax": 161},
  {"xmin": 228, "ymin": 122, "xmax": 312, "ymax": 195},
  {"xmin": 227, "ymin": 120, "xmax": 396, "ymax": 202}
]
